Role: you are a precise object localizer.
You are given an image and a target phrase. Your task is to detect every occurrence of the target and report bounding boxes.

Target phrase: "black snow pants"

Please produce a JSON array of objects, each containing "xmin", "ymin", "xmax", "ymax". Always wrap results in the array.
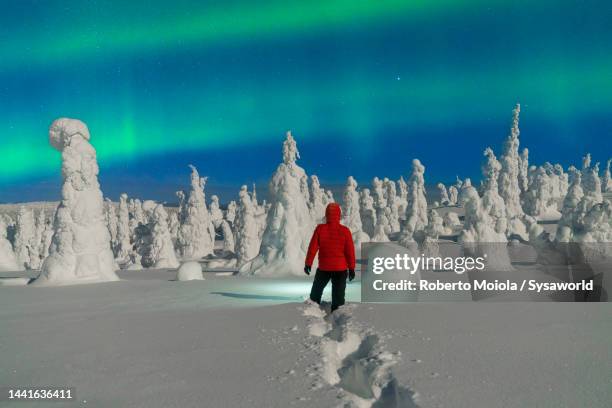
[{"xmin": 309, "ymin": 269, "xmax": 347, "ymax": 312}]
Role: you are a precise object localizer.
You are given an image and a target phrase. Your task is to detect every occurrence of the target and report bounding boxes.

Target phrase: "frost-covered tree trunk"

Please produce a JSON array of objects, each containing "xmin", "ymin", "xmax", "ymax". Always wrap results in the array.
[
  {"xmin": 115, "ymin": 193, "xmax": 132, "ymax": 262},
  {"xmin": 145, "ymin": 205, "xmax": 179, "ymax": 269},
  {"xmin": 177, "ymin": 165, "xmax": 215, "ymax": 259},
  {"xmin": 32, "ymin": 118, "xmax": 118, "ymax": 285},
  {"xmin": 239, "ymin": 132, "xmax": 314, "ymax": 276},
  {"xmin": 0, "ymin": 217, "xmax": 22, "ymax": 272},
  {"xmin": 13, "ymin": 207, "xmax": 35, "ymax": 269},
  {"xmin": 235, "ymin": 185, "xmax": 260, "ymax": 266},
  {"xmin": 309, "ymin": 175, "xmax": 326, "ymax": 223},
  {"xmin": 359, "ymin": 188, "xmax": 377, "ymax": 237}
]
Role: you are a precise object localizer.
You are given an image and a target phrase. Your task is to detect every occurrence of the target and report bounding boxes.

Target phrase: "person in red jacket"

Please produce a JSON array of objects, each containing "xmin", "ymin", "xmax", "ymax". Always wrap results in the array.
[{"xmin": 304, "ymin": 202, "xmax": 356, "ymax": 312}]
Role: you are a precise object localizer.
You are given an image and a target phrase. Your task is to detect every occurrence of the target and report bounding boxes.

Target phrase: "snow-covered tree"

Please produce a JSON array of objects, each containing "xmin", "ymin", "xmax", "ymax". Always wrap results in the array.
[
  {"xmin": 437, "ymin": 183, "xmax": 450, "ymax": 206},
  {"xmin": 397, "ymin": 176, "xmax": 409, "ymax": 218},
  {"xmin": 144, "ymin": 204, "xmax": 179, "ymax": 269},
  {"xmin": 168, "ymin": 211, "xmax": 180, "ymax": 242},
  {"xmin": 370, "ymin": 216, "xmax": 390, "ymax": 242},
  {"xmin": 115, "ymin": 193, "xmax": 132, "ymax": 262},
  {"xmin": 235, "ymin": 185, "xmax": 260, "ymax": 266},
  {"xmin": 128, "ymin": 199, "xmax": 145, "ymax": 243},
  {"xmin": 371, "ymin": 177, "xmax": 389, "ymax": 234},
  {"xmin": 603, "ymin": 159, "xmax": 612, "ymax": 193},
  {"xmin": 104, "ymin": 198, "xmax": 118, "ymax": 249},
  {"xmin": 13, "ymin": 207, "xmax": 36, "ymax": 269},
  {"xmin": 0, "ymin": 216, "xmax": 22, "ymax": 271},
  {"xmin": 582, "ymin": 158, "xmax": 603, "ymax": 203},
  {"xmin": 225, "ymin": 200, "xmax": 237, "ymax": 225},
  {"xmin": 422, "ymin": 209, "xmax": 446, "ymax": 257},
  {"xmin": 498, "ymin": 104, "xmax": 527, "ymax": 238},
  {"xmin": 481, "ymin": 147, "xmax": 508, "ymax": 235},
  {"xmin": 359, "ymin": 188, "xmax": 377, "ymax": 237},
  {"xmin": 177, "ymin": 165, "xmax": 215, "ymax": 259},
  {"xmin": 220, "ymin": 220, "xmax": 235, "ymax": 254},
  {"xmin": 27, "ymin": 209, "xmax": 47, "ymax": 270},
  {"xmin": 518, "ymin": 147, "xmax": 529, "ymax": 194},
  {"xmin": 341, "ymin": 176, "xmax": 369, "ymax": 244},
  {"xmin": 40, "ymin": 215, "xmax": 54, "ymax": 259},
  {"xmin": 308, "ymin": 175, "xmax": 326, "ymax": 223},
  {"xmin": 209, "ymin": 195, "xmax": 224, "ymax": 229},
  {"xmin": 524, "ymin": 166, "xmax": 561, "ymax": 221},
  {"xmin": 33, "ymin": 118, "xmax": 118, "ymax": 285},
  {"xmin": 443, "ymin": 211, "xmax": 461, "ymax": 232},
  {"xmin": 323, "ymin": 190, "xmax": 335, "ymax": 206},
  {"xmin": 460, "ymin": 183, "xmax": 513, "ymax": 271},
  {"xmin": 383, "ymin": 178, "xmax": 401, "ymax": 232},
  {"xmin": 251, "ymin": 183, "xmax": 258, "ymax": 207},
  {"xmin": 239, "ymin": 132, "xmax": 314, "ymax": 276},
  {"xmin": 555, "ymin": 164, "xmax": 569, "ymax": 200},
  {"xmin": 556, "ymin": 167, "xmax": 584, "ymax": 242},
  {"xmin": 405, "ymin": 159, "xmax": 428, "ymax": 233},
  {"xmin": 448, "ymin": 185, "xmax": 459, "ymax": 206}
]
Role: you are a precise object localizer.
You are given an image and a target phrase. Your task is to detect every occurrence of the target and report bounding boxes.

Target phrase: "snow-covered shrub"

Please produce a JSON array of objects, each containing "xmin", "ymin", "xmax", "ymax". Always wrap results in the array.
[{"xmin": 176, "ymin": 261, "xmax": 204, "ymax": 281}]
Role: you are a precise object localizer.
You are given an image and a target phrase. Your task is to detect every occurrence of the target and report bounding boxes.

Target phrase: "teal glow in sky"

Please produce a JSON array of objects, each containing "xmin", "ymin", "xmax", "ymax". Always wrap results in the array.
[{"xmin": 0, "ymin": 0, "xmax": 611, "ymax": 202}]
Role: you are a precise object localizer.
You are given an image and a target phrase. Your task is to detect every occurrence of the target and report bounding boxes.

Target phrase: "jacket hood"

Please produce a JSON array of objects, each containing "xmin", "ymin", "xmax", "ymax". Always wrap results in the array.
[{"xmin": 325, "ymin": 203, "xmax": 342, "ymax": 224}]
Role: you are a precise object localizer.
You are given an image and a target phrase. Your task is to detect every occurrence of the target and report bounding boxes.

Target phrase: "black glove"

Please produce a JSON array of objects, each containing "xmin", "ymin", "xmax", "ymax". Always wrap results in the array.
[
  {"xmin": 304, "ymin": 265, "xmax": 311, "ymax": 275},
  {"xmin": 348, "ymin": 269, "xmax": 355, "ymax": 281}
]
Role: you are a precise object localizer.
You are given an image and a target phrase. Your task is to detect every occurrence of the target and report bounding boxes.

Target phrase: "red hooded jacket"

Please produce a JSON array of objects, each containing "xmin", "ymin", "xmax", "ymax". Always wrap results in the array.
[{"xmin": 305, "ymin": 203, "xmax": 356, "ymax": 272}]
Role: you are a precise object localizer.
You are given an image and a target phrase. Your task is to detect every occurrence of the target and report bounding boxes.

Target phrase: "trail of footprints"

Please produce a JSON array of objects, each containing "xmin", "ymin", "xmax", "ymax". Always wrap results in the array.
[{"xmin": 302, "ymin": 303, "xmax": 418, "ymax": 408}]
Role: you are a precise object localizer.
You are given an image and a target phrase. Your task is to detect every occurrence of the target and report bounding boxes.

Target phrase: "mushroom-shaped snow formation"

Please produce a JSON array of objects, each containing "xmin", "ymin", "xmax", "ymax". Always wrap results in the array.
[{"xmin": 31, "ymin": 118, "xmax": 119, "ymax": 286}]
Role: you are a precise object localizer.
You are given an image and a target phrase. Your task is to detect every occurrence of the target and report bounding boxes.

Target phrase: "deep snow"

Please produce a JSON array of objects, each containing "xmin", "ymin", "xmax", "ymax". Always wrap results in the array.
[{"xmin": 1, "ymin": 269, "xmax": 610, "ymax": 407}]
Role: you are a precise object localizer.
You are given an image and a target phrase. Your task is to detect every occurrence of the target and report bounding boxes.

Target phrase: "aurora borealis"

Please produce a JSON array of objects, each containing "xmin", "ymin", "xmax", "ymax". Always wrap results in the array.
[{"xmin": 1, "ymin": 0, "xmax": 611, "ymax": 202}]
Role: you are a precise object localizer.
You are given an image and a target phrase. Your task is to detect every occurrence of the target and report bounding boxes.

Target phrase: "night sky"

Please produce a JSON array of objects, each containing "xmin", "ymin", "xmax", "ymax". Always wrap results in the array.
[{"xmin": 1, "ymin": 0, "xmax": 611, "ymax": 203}]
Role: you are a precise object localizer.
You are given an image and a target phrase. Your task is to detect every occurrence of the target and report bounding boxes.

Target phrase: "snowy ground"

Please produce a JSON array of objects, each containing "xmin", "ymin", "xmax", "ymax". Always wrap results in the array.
[{"xmin": 1, "ymin": 269, "xmax": 610, "ymax": 408}]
